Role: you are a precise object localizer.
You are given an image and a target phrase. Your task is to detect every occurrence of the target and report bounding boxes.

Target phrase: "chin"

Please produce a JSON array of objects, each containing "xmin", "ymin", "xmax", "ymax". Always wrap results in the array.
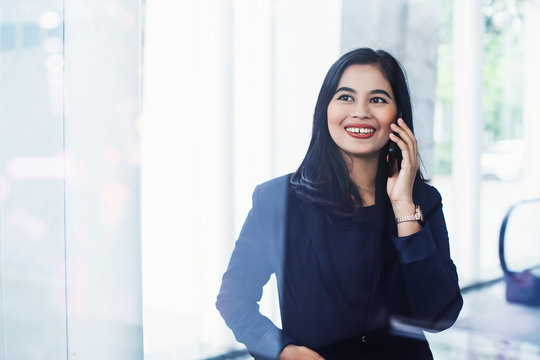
[{"xmin": 340, "ymin": 148, "xmax": 381, "ymax": 159}]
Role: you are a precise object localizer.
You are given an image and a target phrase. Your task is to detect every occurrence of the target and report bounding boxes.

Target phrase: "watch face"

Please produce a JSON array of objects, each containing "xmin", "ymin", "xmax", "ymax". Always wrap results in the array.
[{"xmin": 416, "ymin": 206, "xmax": 424, "ymax": 221}]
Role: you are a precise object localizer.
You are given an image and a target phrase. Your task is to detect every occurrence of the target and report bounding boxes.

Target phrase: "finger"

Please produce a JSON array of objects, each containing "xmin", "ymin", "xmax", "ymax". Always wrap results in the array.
[
  {"xmin": 389, "ymin": 128, "xmax": 413, "ymax": 160},
  {"xmin": 397, "ymin": 117, "xmax": 414, "ymax": 136},
  {"xmin": 390, "ymin": 122, "xmax": 418, "ymax": 166},
  {"xmin": 389, "ymin": 132, "xmax": 410, "ymax": 157},
  {"xmin": 395, "ymin": 117, "xmax": 414, "ymax": 136},
  {"xmin": 389, "ymin": 133, "xmax": 415, "ymax": 170},
  {"xmin": 397, "ymin": 118, "xmax": 418, "ymax": 156},
  {"xmin": 391, "ymin": 120, "xmax": 416, "ymax": 155}
]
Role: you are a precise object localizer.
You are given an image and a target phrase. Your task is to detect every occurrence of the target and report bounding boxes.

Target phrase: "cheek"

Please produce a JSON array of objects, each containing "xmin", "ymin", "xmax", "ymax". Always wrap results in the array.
[
  {"xmin": 378, "ymin": 110, "xmax": 397, "ymax": 134},
  {"xmin": 380, "ymin": 122, "xmax": 393, "ymax": 135},
  {"xmin": 327, "ymin": 103, "xmax": 346, "ymax": 125},
  {"xmin": 326, "ymin": 106, "xmax": 336, "ymax": 125},
  {"xmin": 326, "ymin": 107, "xmax": 342, "ymax": 143}
]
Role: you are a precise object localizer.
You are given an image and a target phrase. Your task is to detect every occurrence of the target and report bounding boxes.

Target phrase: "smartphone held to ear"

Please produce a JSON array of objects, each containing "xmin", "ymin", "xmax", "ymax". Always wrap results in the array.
[{"xmin": 387, "ymin": 112, "xmax": 403, "ymax": 176}]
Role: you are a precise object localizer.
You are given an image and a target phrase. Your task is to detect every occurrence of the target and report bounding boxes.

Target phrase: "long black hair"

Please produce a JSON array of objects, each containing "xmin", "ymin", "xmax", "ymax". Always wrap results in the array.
[{"xmin": 290, "ymin": 47, "xmax": 424, "ymax": 217}]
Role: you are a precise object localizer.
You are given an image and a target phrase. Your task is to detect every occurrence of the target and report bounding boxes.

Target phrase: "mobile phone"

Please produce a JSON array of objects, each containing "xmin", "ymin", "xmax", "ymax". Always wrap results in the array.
[{"xmin": 387, "ymin": 111, "xmax": 403, "ymax": 176}]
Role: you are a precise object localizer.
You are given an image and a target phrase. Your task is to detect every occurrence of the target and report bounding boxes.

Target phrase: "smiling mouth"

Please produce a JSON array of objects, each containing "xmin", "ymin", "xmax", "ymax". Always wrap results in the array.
[
  {"xmin": 345, "ymin": 127, "xmax": 375, "ymax": 134},
  {"xmin": 344, "ymin": 125, "xmax": 376, "ymax": 139}
]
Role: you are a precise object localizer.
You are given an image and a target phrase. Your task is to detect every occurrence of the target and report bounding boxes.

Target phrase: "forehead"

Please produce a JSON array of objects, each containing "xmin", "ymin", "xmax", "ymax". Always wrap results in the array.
[{"xmin": 337, "ymin": 64, "xmax": 392, "ymax": 90}]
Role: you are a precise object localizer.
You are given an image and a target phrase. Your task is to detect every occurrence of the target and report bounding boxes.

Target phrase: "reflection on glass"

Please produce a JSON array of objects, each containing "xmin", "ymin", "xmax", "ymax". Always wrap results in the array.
[
  {"xmin": 1, "ymin": 0, "xmax": 143, "ymax": 359},
  {"xmin": 1, "ymin": 1, "xmax": 67, "ymax": 359}
]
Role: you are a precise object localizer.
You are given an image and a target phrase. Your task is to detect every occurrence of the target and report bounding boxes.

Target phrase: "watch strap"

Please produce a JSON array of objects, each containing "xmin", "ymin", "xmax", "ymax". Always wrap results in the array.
[{"xmin": 395, "ymin": 205, "xmax": 423, "ymax": 224}]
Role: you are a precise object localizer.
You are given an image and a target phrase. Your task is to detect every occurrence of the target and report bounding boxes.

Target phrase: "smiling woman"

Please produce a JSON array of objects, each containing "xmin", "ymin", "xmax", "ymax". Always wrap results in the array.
[
  {"xmin": 216, "ymin": 48, "xmax": 463, "ymax": 360},
  {"xmin": 327, "ymin": 64, "xmax": 397, "ymax": 164}
]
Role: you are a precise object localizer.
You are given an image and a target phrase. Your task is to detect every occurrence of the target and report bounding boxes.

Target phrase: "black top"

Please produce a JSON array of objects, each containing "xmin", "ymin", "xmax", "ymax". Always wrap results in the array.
[
  {"xmin": 325, "ymin": 205, "xmax": 378, "ymax": 331},
  {"xmin": 216, "ymin": 174, "xmax": 463, "ymax": 360}
]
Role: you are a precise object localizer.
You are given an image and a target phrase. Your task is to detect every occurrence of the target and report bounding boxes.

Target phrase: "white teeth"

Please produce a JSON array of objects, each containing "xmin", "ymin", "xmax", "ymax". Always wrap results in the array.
[{"xmin": 345, "ymin": 127, "xmax": 375, "ymax": 134}]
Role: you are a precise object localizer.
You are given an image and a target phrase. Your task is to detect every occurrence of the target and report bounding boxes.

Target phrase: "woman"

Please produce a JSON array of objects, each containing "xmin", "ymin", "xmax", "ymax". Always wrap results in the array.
[{"xmin": 216, "ymin": 48, "xmax": 463, "ymax": 360}]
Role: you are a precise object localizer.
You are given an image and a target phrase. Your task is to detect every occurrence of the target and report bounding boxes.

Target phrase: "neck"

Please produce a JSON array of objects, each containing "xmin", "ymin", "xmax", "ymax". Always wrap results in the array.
[{"xmin": 343, "ymin": 153, "xmax": 379, "ymax": 206}]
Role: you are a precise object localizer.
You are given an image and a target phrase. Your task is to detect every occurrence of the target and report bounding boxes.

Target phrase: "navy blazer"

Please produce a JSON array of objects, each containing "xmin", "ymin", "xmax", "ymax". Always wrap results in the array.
[{"xmin": 216, "ymin": 174, "xmax": 463, "ymax": 360}]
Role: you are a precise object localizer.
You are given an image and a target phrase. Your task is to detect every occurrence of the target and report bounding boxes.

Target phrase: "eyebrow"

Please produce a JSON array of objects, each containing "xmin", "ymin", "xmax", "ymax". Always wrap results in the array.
[
  {"xmin": 334, "ymin": 86, "xmax": 356, "ymax": 94},
  {"xmin": 334, "ymin": 87, "xmax": 393, "ymax": 100},
  {"xmin": 370, "ymin": 89, "xmax": 393, "ymax": 99}
]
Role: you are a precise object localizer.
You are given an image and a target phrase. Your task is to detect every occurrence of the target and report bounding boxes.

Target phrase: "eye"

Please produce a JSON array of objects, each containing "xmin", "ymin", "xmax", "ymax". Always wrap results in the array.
[
  {"xmin": 337, "ymin": 94, "xmax": 354, "ymax": 102},
  {"xmin": 370, "ymin": 97, "xmax": 388, "ymax": 104}
]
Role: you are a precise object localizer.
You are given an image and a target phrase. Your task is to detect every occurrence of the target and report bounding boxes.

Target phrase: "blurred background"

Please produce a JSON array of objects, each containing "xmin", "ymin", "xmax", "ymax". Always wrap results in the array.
[{"xmin": 1, "ymin": 0, "xmax": 540, "ymax": 359}]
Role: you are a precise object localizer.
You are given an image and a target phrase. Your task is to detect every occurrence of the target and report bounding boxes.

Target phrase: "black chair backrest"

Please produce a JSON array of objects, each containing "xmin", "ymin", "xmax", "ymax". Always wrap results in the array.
[{"xmin": 499, "ymin": 198, "xmax": 540, "ymax": 306}]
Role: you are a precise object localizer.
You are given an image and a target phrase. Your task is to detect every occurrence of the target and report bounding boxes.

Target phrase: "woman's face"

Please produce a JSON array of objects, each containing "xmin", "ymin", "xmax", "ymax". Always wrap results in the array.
[{"xmin": 327, "ymin": 64, "xmax": 397, "ymax": 160}]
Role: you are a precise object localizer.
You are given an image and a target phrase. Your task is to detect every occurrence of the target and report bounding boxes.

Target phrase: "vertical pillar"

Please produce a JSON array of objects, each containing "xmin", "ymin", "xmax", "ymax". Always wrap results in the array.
[
  {"xmin": 232, "ymin": 0, "xmax": 273, "ymax": 230},
  {"xmin": 340, "ymin": 0, "xmax": 407, "ymax": 54},
  {"xmin": 523, "ymin": 1, "xmax": 540, "ymax": 198},
  {"xmin": 141, "ymin": 0, "xmax": 237, "ymax": 355},
  {"xmin": 232, "ymin": 0, "xmax": 277, "ymax": 329},
  {"xmin": 64, "ymin": 0, "xmax": 143, "ymax": 358},
  {"xmin": 452, "ymin": 0, "xmax": 483, "ymax": 281},
  {"xmin": 197, "ymin": 0, "xmax": 236, "ymax": 348},
  {"xmin": 272, "ymin": 0, "xmax": 342, "ymax": 177},
  {"xmin": 141, "ymin": 0, "xmax": 207, "ymax": 356},
  {"xmin": 403, "ymin": 0, "xmax": 443, "ymax": 179}
]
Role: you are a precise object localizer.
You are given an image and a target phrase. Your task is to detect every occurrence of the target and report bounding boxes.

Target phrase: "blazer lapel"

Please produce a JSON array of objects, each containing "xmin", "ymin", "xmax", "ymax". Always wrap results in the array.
[{"xmin": 298, "ymin": 200, "xmax": 361, "ymax": 332}]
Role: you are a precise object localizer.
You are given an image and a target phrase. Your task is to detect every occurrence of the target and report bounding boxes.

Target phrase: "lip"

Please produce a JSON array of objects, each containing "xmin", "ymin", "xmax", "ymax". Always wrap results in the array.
[{"xmin": 344, "ymin": 123, "xmax": 376, "ymax": 139}]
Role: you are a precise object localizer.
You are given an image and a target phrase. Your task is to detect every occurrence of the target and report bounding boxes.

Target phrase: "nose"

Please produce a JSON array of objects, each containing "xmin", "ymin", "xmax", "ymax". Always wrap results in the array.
[{"xmin": 350, "ymin": 102, "xmax": 371, "ymax": 119}]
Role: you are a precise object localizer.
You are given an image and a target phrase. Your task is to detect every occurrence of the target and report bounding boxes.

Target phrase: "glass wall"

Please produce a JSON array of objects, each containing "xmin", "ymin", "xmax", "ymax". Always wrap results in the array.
[
  {"xmin": 433, "ymin": 0, "xmax": 539, "ymax": 282},
  {"xmin": 2, "ymin": 0, "xmax": 540, "ymax": 359},
  {"xmin": 0, "ymin": 1, "xmax": 66, "ymax": 358},
  {"xmin": 0, "ymin": 0, "xmax": 143, "ymax": 359}
]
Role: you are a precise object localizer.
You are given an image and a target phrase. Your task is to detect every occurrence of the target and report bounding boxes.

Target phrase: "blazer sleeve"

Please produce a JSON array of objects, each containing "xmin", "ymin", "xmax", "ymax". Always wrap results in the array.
[
  {"xmin": 216, "ymin": 185, "xmax": 295, "ymax": 359},
  {"xmin": 390, "ymin": 184, "xmax": 463, "ymax": 332}
]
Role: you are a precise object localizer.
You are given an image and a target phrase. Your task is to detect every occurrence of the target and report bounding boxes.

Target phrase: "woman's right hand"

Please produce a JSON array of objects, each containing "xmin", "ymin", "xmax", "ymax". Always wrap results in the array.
[{"xmin": 279, "ymin": 345, "xmax": 325, "ymax": 360}]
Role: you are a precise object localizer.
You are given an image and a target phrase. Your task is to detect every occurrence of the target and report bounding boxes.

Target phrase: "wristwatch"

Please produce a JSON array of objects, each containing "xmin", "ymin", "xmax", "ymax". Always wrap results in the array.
[{"xmin": 395, "ymin": 205, "xmax": 424, "ymax": 224}]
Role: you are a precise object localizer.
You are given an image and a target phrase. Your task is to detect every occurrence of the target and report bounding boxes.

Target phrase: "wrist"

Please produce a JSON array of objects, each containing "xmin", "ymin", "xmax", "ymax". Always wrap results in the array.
[
  {"xmin": 395, "ymin": 204, "xmax": 424, "ymax": 226},
  {"xmin": 391, "ymin": 200, "xmax": 415, "ymax": 218}
]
